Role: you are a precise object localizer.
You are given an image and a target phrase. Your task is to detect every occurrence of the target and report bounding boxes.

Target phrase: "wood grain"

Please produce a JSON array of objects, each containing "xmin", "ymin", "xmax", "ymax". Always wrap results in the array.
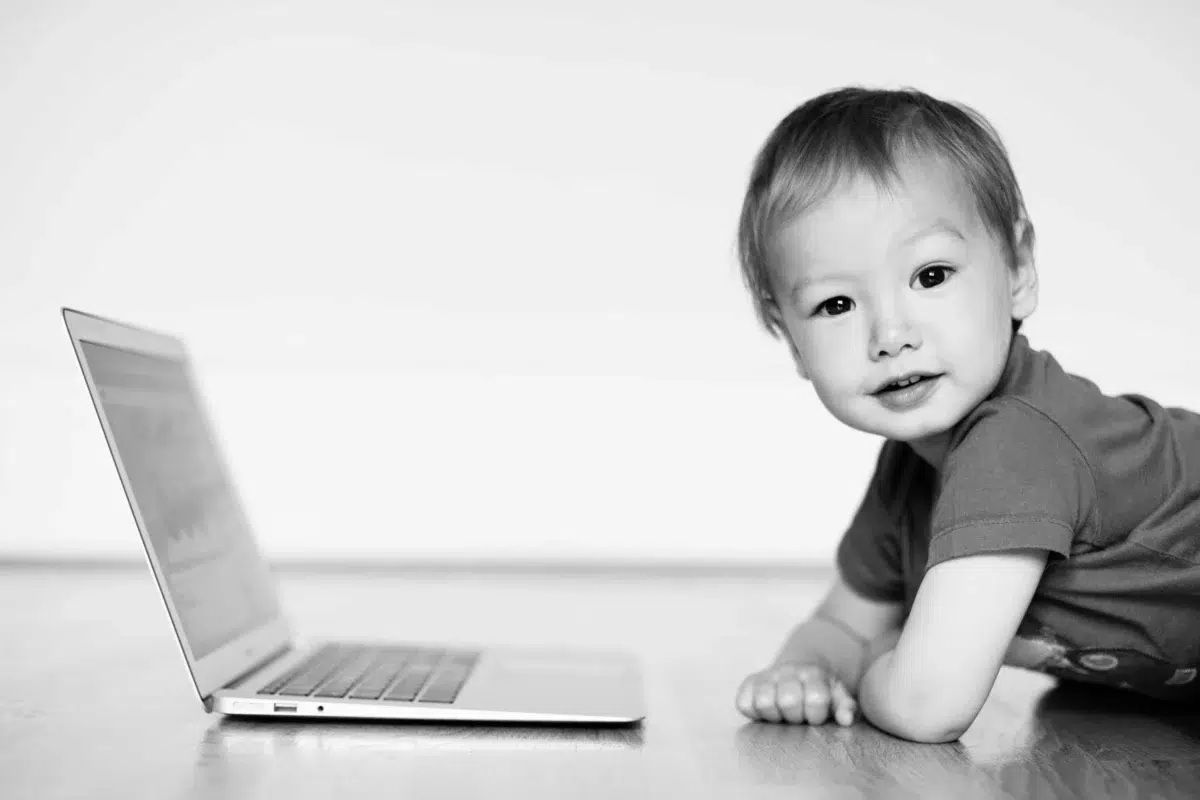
[{"xmin": 2, "ymin": 564, "xmax": 1197, "ymax": 799}]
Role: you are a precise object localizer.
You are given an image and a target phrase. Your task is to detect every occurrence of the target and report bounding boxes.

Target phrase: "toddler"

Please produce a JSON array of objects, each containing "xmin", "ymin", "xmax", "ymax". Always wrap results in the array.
[{"xmin": 732, "ymin": 86, "xmax": 1200, "ymax": 743}]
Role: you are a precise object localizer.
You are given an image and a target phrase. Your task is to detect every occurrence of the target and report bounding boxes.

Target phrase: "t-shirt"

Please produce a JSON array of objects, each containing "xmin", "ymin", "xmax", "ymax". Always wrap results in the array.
[{"xmin": 836, "ymin": 333, "xmax": 1200, "ymax": 700}]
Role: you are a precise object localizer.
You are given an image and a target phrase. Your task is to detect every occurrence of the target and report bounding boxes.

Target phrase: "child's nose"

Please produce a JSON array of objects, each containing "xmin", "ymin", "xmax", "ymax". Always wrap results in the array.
[{"xmin": 869, "ymin": 313, "xmax": 921, "ymax": 359}]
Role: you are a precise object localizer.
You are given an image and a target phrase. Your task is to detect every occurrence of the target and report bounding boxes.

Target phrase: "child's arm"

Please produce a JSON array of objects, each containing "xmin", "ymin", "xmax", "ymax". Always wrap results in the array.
[
  {"xmin": 736, "ymin": 572, "xmax": 903, "ymax": 724},
  {"xmin": 801, "ymin": 572, "xmax": 905, "ymax": 692},
  {"xmin": 768, "ymin": 573, "xmax": 902, "ymax": 686},
  {"xmin": 856, "ymin": 548, "xmax": 1049, "ymax": 743}
]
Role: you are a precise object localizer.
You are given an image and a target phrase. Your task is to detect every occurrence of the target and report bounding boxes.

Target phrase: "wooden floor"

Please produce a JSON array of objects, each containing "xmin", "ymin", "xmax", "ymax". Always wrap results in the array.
[{"xmin": 2, "ymin": 563, "xmax": 1199, "ymax": 799}]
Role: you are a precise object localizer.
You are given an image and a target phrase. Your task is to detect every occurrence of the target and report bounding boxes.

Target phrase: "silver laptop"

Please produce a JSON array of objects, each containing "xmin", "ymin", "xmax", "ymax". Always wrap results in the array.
[{"xmin": 62, "ymin": 307, "xmax": 645, "ymax": 724}]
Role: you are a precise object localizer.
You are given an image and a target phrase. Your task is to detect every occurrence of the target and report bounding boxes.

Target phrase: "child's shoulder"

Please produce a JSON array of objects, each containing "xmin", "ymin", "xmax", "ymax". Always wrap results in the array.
[
  {"xmin": 959, "ymin": 335, "xmax": 1200, "ymax": 470},
  {"xmin": 950, "ymin": 335, "xmax": 1109, "ymax": 457},
  {"xmin": 946, "ymin": 395, "xmax": 1086, "ymax": 478}
]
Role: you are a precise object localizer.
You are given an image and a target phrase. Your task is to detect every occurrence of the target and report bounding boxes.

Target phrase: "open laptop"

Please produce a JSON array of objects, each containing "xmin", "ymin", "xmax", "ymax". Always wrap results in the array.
[{"xmin": 62, "ymin": 307, "xmax": 645, "ymax": 724}]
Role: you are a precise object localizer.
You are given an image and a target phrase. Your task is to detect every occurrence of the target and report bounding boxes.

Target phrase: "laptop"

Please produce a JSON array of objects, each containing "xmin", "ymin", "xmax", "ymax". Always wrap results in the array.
[{"xmin": 62, "ymin": 307, "xmax": 645, "ymax": 724}]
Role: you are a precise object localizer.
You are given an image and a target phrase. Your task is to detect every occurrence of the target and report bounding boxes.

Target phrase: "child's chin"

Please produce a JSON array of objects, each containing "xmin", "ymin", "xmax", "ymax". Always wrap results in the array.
[
  {"xmin": 833, "ymin": 397, "xmax": 957, "ymax": 440},
  {"xmin": 861, "ymin": 411, "xmax": 956, "ymax": 442}
]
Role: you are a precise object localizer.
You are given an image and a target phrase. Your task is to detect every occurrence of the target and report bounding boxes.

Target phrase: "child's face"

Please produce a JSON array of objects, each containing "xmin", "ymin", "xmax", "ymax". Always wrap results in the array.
[{"xmin": 767, "ymin": 155, "xmax": 1037, "ymax": 448}]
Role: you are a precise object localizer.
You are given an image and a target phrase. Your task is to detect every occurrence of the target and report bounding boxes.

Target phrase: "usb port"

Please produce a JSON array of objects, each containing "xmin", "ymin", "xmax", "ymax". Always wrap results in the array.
[{"xmin": 273, "ymin": 703, "xmax": 298, "ymax": 713}]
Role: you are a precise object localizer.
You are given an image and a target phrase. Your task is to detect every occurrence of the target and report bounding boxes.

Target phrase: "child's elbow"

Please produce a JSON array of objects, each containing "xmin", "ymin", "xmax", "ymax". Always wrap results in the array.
[
  {"xmin": 860, "ymin": 658, "xmax": 986, "ymax": 743},
  {"xmin": 879, "ymin": 691, "xmax": 980, "ymax": 743},
  {"xmin": 894, "ymin": 716, "xmax": 971, "ymax": 744},
  {"xmin": 907, "ymin": 700, "xmax": 979, "ymax": 743}
]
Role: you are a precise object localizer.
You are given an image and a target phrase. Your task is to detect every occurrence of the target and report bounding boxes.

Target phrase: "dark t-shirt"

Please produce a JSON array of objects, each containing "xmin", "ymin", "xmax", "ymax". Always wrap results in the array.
[{"xmin": 837, "ymin": 333, "xmax": 1200, "ymax": 700}]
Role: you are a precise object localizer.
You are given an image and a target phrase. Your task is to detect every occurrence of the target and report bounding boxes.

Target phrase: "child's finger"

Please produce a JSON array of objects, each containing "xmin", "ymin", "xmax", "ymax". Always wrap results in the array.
[
  {"xmin": 753, "ymin": 678, "xmax": 784, "ymax": 722},
  {"xmin": 735, "ymin": 675, "xmax": 761, "ymax": 719},
  {"xmin": 797, "ymin": 671, "xmax": 832, "ymax": 725},
  {"xmin": 775, "ymin": 674, "xmax": 807, "ymax": 724},
  {"xmin": 830, "ymin": 680, "xmax": 857, "ymax": 726}
]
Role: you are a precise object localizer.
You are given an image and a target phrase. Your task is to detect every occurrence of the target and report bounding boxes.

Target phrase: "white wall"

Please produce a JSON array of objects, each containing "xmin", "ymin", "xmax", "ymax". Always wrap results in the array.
[{"xmin": 3, "ymin": 0, "xmax": 1199, "ymax": 564}]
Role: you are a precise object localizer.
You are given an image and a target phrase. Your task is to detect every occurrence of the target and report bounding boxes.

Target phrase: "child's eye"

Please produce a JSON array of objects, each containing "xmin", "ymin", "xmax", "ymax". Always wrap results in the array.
[
  {"xmin": 814, "ymin": 297, "xmax": 854, "ymax": 317},
  {"xmin": 915, "ymin": 265, "xmax": 954, "ymax": 289}
]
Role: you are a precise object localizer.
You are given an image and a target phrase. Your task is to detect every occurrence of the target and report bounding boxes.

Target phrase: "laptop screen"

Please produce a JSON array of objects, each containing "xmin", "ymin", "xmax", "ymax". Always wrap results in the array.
[{"xmin": 80, "ymin": 340, "xmax": 281, "ymax": 660}]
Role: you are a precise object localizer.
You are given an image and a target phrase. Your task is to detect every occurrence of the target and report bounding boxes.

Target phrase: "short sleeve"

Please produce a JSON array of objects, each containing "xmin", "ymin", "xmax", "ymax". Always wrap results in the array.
[
  {"xmin": 928, "ymin": 400, "xmax": 1094, "ymax": 570},
  {"xmin": 835, "ymin": 440, "xmax": 909, "ymax": 602}
]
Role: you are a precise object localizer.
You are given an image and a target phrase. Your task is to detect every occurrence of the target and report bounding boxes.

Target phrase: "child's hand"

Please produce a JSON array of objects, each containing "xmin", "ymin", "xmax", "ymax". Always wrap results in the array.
[{"xmin": 735, "ymin": 661, "xmax": 857, "ymax": 726}]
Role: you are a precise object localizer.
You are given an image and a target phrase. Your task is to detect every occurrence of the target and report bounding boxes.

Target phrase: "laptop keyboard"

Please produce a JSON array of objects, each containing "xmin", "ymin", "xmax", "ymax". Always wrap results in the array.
[{"xmin": 259, "ymin": 643, "xmax": 480, "ymax": 704}]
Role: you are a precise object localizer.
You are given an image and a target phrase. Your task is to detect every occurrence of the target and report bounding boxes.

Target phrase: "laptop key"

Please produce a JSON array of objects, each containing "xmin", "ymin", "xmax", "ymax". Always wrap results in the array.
[
  {"xmin": 313, "ymin": 653, "xmax": 378, "ymax": 698},
  {"xmin": 347, "ymin": 668, "xmax": 404, "ymax": 700},
  {"xmin": 261, "ymin": 644, "xmax": 345, "ymax": 694},
  {"xmin": 261, "ymin": 671, "xmax": 301, "ymax": 695},
  {"xmin": 383, "ymin": 662, "xmax": 439, "ymax": 702},
  {"xmin": 277, "ymin": 647, "xmax": 360, "ymax": 696},
  {"xmin": 416, "ymin": 681, "xmax": 463, "ymax": 703},
  {"xmin": 417, "ymin": 663, "xmax": 474, "ymax": 704},
  {"xmin": 417, "ymin": 691, "xmax": 457, "ymax": 703},
  {"xmin": 341, "ymin": 648, "xmax": 414, "ymax": 698}
]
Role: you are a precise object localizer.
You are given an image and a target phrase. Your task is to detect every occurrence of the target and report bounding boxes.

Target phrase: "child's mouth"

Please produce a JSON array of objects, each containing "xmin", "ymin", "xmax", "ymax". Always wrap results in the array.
[
  {"xmin": 877, "ymin": 374, "xmax": 937, "ymax": 394},
  {"xmin": 873, "ymin": 374, "xmax": 943, "ymax": 409}
]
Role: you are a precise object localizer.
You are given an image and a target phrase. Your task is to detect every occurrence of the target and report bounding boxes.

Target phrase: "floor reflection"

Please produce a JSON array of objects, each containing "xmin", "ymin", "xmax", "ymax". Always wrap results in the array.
[
  {"xmin": 731, "ymin": 679, "xmax": 1200, "ymax": 799},
  {"xmin": 186, "ymin": 717, "xmax": 644, "ymax": 799},
  {"xmin": 733, "ymin": 720, "xmax": 983, "ymax": 797}
]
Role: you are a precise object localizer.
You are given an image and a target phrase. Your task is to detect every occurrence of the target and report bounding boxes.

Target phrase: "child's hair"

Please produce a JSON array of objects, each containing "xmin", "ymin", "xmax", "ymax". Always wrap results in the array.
[{"xmin": 737, "ymin": 85, "xmax": 1035, "ymax": 339}]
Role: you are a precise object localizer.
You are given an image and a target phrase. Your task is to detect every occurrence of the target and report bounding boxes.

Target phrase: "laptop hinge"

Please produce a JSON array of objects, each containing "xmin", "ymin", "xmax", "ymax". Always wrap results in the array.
[{"xmin": 207, "ymin": 642, "xmax": 295, "ymax": 706}]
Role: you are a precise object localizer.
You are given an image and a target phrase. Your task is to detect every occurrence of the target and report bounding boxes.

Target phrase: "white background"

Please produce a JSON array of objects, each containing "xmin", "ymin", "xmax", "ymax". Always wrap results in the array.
[{"xmin": 2, "ymin": 0, "xmax": 1198, "ymax": 564}]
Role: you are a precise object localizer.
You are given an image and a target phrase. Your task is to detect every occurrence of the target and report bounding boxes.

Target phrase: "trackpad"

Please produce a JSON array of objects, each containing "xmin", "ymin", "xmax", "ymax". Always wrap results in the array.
[{"xmin": 467, "ymin": 649, "xmax": 643, "ymax": 717}]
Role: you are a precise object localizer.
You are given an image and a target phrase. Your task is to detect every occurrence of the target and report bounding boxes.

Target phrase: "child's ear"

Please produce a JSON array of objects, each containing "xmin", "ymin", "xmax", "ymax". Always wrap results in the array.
[
  {"xmin": 1009, "ymin": 217, "xmax": 1038, "ymax": 323},
  {"xmin": 767, "ymin": 304, "xmax": 810, "ymax": 381}
]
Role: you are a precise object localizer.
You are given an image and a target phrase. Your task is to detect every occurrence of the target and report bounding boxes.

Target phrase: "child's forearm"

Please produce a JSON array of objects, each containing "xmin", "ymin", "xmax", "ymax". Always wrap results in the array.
[{"xmin": 771, "ymin": 615, "xmax": 869, "ymax": 692}]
